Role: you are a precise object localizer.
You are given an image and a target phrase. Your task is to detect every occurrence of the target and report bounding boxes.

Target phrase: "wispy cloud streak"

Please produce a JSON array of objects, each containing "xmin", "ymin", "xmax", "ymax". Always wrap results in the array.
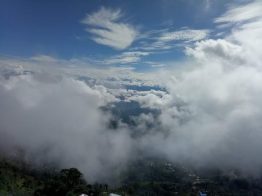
[{"xmin": 81, "ymin": 7, "xmax": 138, "ymax": 50}]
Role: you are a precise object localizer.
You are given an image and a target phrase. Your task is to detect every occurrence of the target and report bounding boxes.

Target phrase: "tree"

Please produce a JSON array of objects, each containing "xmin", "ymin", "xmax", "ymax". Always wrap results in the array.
[{"xmin": 34, "ymin": 168, "xmax": 90, "ymax": 196}]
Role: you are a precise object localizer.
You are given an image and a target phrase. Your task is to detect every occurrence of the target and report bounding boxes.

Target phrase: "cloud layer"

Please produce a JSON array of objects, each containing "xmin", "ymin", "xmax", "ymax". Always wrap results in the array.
[
  {"xmin": 133, "ymin": 1, "xmax": 262, "ymax": 175},
  {"xmin": 0, "ymin": 71, "xmax": 133, "ymax": 183}
]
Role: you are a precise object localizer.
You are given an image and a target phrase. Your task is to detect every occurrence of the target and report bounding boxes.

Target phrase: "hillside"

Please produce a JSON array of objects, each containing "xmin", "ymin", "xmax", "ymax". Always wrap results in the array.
[{"xmin": 1, "ymin": 158, "xmax": 262, "ymax": 196}]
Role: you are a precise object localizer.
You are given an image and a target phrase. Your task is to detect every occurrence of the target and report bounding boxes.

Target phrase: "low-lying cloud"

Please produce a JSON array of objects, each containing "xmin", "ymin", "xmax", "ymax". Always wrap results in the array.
[
  {"xmin": 137, "ymin": 1, "xmax": 262, "ymax": 175},
  {"xmin": 0, "ymin": 72, "xmax": 134, "ymax": 182}
]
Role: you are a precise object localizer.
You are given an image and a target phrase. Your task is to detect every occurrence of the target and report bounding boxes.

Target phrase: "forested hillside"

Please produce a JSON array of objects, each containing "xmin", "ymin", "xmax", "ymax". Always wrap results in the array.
[{"xmin": 1, "ymin": 158, "xmax": 262, "ymax": 196}]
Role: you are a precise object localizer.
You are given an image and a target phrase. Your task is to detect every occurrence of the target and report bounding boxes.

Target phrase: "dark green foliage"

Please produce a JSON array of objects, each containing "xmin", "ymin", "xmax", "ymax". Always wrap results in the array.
[
  {"xmin": 0, "ymin": 159, "xmax": 40, "ymax": 196},
  {"xmin": 35, "ymin": 168, "xmax": 103, "ymax": 196},
  {"xmin": 1, "ymin": 158, "xmax": 262, "ymax": 196},
  {"xmin": 0, "ymin": 160, "xmax": 109, "ymax": 196}
]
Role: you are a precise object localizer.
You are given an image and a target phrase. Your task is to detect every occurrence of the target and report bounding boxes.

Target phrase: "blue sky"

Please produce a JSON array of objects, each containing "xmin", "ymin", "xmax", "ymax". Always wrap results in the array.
[{"xmin": 0, "ymin": 0, "xmax": 249, "ymax": 71}]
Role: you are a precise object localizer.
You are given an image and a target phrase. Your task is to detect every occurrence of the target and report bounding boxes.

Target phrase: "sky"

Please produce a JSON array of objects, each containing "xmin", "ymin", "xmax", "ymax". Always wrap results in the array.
[
  {"xmin": 1, "ymin": 0, "xmax": 262, "ymax": 183},
  {"xmin": 0, "ymin": 0, "xmax": 248, "ymax": 71}
]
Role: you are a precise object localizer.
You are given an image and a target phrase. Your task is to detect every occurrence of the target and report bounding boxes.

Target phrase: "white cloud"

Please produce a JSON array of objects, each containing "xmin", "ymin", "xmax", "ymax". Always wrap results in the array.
[
  {"xmin": 81, "ymin": 7, "xmax": 138, "ymax": 50},
  {"xmin": 215, "ymin": 1, "xmax": 262, "ymax": 24},
  {"xmin": 214, "ymin": 0, "xmax": 262, "ymax": 66},
  {"xmin": 30, "ymin": 55, "xmax": 59, "ymax": 63},
  {"xmin": 185, "ymin": 39, "xmax": 244, "ymax": 64},
  {"xmin": 91, "ymin": 1, "xmax": 262, "ymax": 175},
  {"xmin": 136, "ymin": 2, "xmax": 262, "ymax": 174},
  {"xmin": 127, "ymin": 90, "xmax": 171, "ymax": 109},
  {"xmin": 158, "ymin": 29, "xmax": 210, "ymax": 42},
  {"xmin": 106, "ymin": 51, "xmax": 151, "ymax": 64},
  {"xmin": 0, "ymin": 70, "xmax": 133, "ymax": 183},
  {"xmin": 135, "ymin": 28, "xmax": 210, "ymax": 52},
  {"xmin": 145, "ymin": 61, "xmax": 166, "ymax": 68}
]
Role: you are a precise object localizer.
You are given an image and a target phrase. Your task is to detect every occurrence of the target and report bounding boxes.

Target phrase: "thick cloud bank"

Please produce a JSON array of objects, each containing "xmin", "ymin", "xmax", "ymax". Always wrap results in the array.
[
  {"xmin": 0, "ymin": 72, "xmax": 133, "ymax": 182},
  {"xmin": 143, "ymin": 38, "xmax": 262, "ymax": 175},
  {"xmin": 137, "ymin": 1, "xmax": 262, "ymax": 175}
]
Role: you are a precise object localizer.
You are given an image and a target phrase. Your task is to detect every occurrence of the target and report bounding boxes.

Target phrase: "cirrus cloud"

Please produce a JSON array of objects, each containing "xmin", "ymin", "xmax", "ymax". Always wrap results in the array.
[{"xmin": 81, "ymin": 7, "xmax": 138, "ymax": 50}]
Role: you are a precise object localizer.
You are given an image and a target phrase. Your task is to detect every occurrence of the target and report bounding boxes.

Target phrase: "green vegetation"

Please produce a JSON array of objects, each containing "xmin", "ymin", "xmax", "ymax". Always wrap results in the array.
[
  {"xmin": 0, "ymin": 159, "xmax": 109, "ymax": 196},
  {"xmin": 0, "ymin": 159, "xmax": 40, "ymax": 196},
  {"xmin": 1, "ymin": 158, "xmax": 262, "ymax": 195}
]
